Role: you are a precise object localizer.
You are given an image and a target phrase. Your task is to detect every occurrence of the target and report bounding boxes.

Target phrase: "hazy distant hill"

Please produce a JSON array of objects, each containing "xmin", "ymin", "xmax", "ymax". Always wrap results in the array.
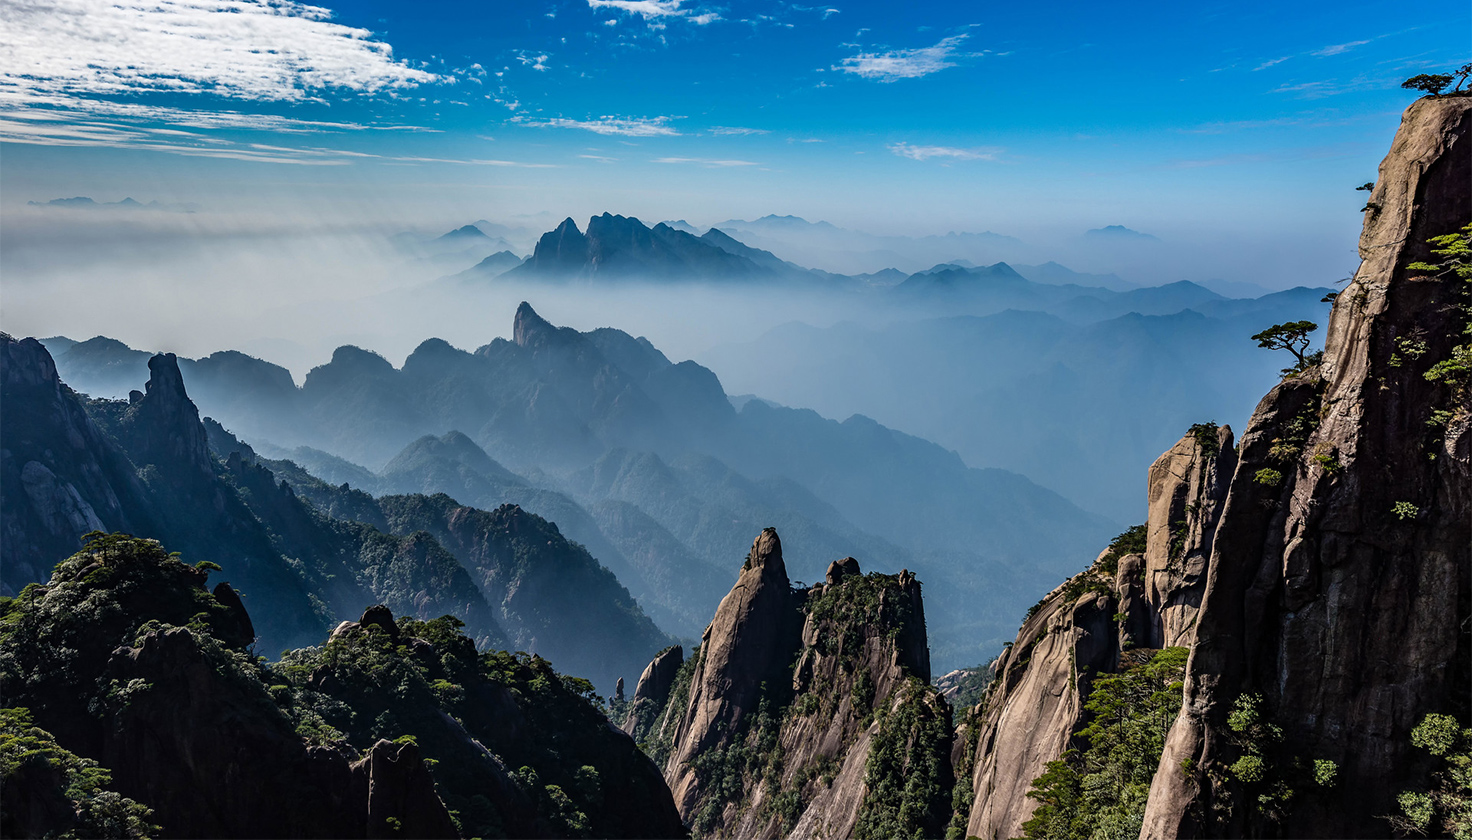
[
  {"xmin": 41, "ymin": 305, "xmax": 1116, "ymax": 668},
  {"xmin": 504, "ymin": 213, "xmax": 778, "ymax": 282},
  {"xmin": 702, "ymin": 289, "xmax": 1333, "ymax": 521}
]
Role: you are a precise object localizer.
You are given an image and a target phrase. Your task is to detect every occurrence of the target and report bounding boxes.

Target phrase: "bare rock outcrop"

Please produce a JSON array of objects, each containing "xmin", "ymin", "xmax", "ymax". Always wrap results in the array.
[
  {"xmin": 1141, "ymin": 95, "xmax": 1472, "ymax": 837},
  {"xmin": 961, "ymin": 422, "xmax": 1236, "ymax": 839},
  {"xmin": 1142, "ymin": 423, "xmax": 1236, "ymax": 647},
  {"xmin": 963, "ymin": 565, "xmax": 1118, "ymax": 840},
  {"xmin": 0, "ymin": 336, "xmax": 153, "ymax": 592},
  {"xmin": 623, "ymin": 645, "xmax": 685, "ymax": 738}
]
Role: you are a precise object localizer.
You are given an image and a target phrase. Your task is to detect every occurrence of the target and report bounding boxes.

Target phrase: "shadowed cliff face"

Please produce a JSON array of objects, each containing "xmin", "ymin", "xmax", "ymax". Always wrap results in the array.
[
  {"xmin": 1138, "ymin": 96, "xmax": 1472, "ymax": 837},
  {"xmin": 649, "ymin": 529, "xmax": 948, "ymax": 840},
  {"xmin": 0, "ymin": 336, "xmax": 152, "ymax": 590}
]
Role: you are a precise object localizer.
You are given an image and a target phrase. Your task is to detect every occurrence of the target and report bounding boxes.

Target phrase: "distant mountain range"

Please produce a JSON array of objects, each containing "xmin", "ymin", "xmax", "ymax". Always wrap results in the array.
[
  {"xmin": 1085, "ymin": 224, "xmax": 1159, "ymax": 241},
  {"xmin": 37, "ymin": 304, "xmax": 1116, "ymax": 669},
  {"xmin": 701, "ymin": 284, "xmax": 1334, "ymax": 521},
  {"xmin": 26, "ymin": 196, "xmax": 200, "ymax": 212}
]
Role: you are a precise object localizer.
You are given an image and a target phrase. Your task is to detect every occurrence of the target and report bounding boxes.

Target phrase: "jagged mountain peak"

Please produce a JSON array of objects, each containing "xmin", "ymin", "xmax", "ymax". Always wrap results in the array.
[
  {"xmin": 512, "ymin": 300, "xmax": 569, "ymax": 349},
  {"xmin": 128, "ymin": 353, "xmax": 212, "ymax": 478}
]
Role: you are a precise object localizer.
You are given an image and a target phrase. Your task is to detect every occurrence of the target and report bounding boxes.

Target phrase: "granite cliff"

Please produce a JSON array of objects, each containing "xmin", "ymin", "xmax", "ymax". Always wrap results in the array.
[
  {"xmin": 1141, "ymin": 91, "xmax": 1472, "ymax": 840},
  {"xmin": 958, "ymin": 94, "xmax": 1471, "ymax": 839}
]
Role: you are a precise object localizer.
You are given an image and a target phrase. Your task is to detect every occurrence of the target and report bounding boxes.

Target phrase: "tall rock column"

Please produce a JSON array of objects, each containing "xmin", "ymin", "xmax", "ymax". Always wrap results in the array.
[
  {"xmin": 663, "ymin": 528, "xmax": 800, "ymax": 816},
  {"xmin": 1142, "ymin": 95, "xmax": 1472, "ymax": 838}
]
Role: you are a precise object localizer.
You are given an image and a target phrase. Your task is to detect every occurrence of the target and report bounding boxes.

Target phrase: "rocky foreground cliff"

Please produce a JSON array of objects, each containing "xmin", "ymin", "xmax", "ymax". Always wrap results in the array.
[
  {"xmin": 0, "ymin": 534, "xmax": 684, "ymax": 839},
  {"xmin": 956, "ymin": 94, "xmax": 1472, "ymax": 839}
]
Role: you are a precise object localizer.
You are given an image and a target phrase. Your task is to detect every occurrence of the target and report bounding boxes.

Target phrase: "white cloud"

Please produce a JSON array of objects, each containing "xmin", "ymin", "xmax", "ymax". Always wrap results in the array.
[
  {"xmin": 587, "ymin": 0, "xmax": 720, "ymax": 24},
  {"xmin": 516, "ymin": 52, "xmax": 551, "ymax": 71},
  {"xmin": 518, "ymin": 115, "xmax": 681, "ymax": 136},
  {"xmin": 708, "ymin": 126, "xmax": 769, "ymax": 135},
  {"xmin": 654, "ymin": 156, "xmax": 758, "ymax": 166},
  {"xmin": 1312, "ymin": 40, "xmax": 1369, "ymax": 57},
  {"xmin": 888, "ymin": 141, "xmax": 1000, "ymax": 161},
  {"xmin": 0, "ymin": 0, "xmax": 441, "ymax": 104},
  {"xmin": 836, "ymin": 34, "xmax": 974, "ymax": 81},
  {"xmin": 1254, "ymin": 56, "xmax": 1291, "ymax": 71}
]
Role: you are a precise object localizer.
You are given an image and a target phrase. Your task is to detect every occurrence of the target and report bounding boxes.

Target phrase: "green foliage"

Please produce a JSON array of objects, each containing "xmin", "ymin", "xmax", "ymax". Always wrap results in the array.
[
  {"xmin": 1188, "ymin": 422, "xmax": 1222, "ymax": 456},
  {"xmin": 945, "ymin": 708, "xmax": 981, "ymax": 840},
  {"xmin": 687, "ymin": 690, "xmax": 784, "ymax": 837},
  {"xmin": 1019, "ymin": 647, "xmax": 1189, "ymax": 840},
  {"xmin": 1393, "ymin": 713, "xmax": 1472, "ymax": 838},
  {"xmin": 1409, "ymin": 224, "xmax": 1472, "ymax": 429},
  {"xmin": 0, "ymin": 707, "xmax": 158, "ymax": 839},
  {"xmin": 1402, "ymin": 65, "xmax": 1470, "ymax": 98},
  {"xmin": 642, "ymin": 644, "xmax": 700, "ymax": 767},
  {"xmin": 806, "ymin": 572, "xmax": 915, "ymax": 647},
  {"xmin": 1253, "ymin": 468, "xmax": 1284, "ymax": 488},
  {"xmin": 939, "ymin": 666, "xmax": 994, "ymax": 711},
  {"xmin": 853, "ymin": 678, "xmax": 953, "ymax": 840},
  {"xmin": 1222, "ymin": 692, "xmax": 1339, "ymax": 827},
  {"xmin": 1252, "ymin": 320, "xmax": 1319, "ymax": 375},
  {"xmin": 275, "ymin": 614, "xmax": 664, "ymax": 839},
  {"xmin": 1311, "ymin": 449, "xmax": 1343, "ymax": 475},
  {"xmin": 1393, "ymin": 501, "xmax": 1421, "ymax": 521}
]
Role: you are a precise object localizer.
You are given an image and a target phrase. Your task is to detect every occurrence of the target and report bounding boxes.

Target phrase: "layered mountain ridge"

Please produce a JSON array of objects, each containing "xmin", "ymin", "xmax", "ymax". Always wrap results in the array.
[
  {"xmin": 36, "ymin": 301, "xmax": 1114, "ymax": 670},
  {"xmin": 1, "ymin": 335, "xmax": 672, "ymax": 691}
]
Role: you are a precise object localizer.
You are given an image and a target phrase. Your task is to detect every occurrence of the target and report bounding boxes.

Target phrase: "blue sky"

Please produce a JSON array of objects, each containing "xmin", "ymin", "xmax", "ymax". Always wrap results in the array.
[{"xmin": 1, "ymin": 0, "xmax": 1466, "ymax": 265}]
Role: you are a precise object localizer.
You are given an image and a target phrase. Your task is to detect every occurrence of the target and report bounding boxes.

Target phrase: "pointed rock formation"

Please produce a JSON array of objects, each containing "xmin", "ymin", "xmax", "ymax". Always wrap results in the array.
[
  {"xmin": 0, "ymin": 336, "xmax": 153, "ymax": 592},
  {"xmin": 664, "ymin": 528, "xmax": 800, "ymax": 814},
  {"xmin": 652, "ymin": 529, "xmax": 948, "ymax": 839},
  {"xmin": 623, "ymin": 646, "xmax": 684, "ymax": 738},
  {"xmin": 122, "ymin": 353, "xmax": 214, "ymax": 479}
]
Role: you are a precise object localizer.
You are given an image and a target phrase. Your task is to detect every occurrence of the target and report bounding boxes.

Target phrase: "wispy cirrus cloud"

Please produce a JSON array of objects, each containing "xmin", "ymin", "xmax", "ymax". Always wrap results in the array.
[
  {"xmin": 516, "ymin": 115, "xmax": 681, "ymax": 136},
  {"xmin": 587, "ymin": 0, "xmax": 720, "ymax": 25},
  {"xmin": 708, "ymin": 126, "xmax": 769, "ymax": 136},
  {"xmin": 888, "ymin": 141, "xmax": 1000, "ymax": 161},
  {"xmin": 1312, "ymin": 40, "xmax": 1370, "ymax": 57},
  {"xmin": 653, "ymin": 157, "xmax": 758, "ymax": 166},
  {"xmin": 0, "ymin": 0, "xmax": 442, "ymax": 103},
  {"xmin": 836, "ymin": 34, "xmax": 977, "ymax": 81},
  {"xmin": 0, "ymin": 92, "xmax": 561, "ymax": 167}
]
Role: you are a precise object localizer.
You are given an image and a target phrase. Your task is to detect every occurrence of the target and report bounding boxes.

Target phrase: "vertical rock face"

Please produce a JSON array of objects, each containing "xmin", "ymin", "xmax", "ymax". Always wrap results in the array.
[
  {"xmin": 963, "ymin": 423, "xmax": 1236, "ymax": 840},
  {"xmin": 1143, "ymin": 424, "xmax": 1236, "ymax": 647},
  {"xmin": 963, "ymin": 566, "xmax": 1119, "ymax": 840},
  {"xmin": 664, "ymin": 528, "xmax": 801, "ymax": 815},
  {"xmin": 1142, "ymin": 96, "xmax": 1472, "ymax": 838}
]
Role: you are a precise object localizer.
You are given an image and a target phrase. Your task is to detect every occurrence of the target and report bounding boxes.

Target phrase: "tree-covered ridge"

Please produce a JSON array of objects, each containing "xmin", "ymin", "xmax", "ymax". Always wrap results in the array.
[
  {"xmin": 1020, "ymin": 646, "xmax": 1189, "ymax": 840},
  {"xmin": 0, "ymin": 708, "xmax": 156, "ymax": 840},
  {"xmin": 0, "ymin": 534, "xmax": 685, "ymax": 839},
  {"xmin": 274, "ymin": 613, "xmax": 684, "ymax": 839}
]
